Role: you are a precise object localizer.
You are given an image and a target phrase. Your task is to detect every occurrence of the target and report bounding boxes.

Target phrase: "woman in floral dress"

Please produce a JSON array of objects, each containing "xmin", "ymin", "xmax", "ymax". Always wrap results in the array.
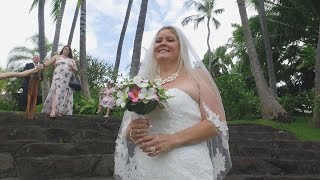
[{"xmin": 42, "ymin": 45, "xmax": 78, "ymax": 118}]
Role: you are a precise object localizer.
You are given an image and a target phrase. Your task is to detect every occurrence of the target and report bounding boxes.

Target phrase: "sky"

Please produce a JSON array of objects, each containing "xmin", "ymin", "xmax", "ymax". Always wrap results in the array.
[{"xmin": 0, "ymin": 0, "xmax": 255, "ymax": 75}]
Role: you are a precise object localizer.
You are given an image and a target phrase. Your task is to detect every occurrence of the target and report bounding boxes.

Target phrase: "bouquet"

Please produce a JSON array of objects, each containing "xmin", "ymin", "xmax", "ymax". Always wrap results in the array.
[{"xmin": 113, "ymin": 76, "xmax": 171, "ymax": 115}]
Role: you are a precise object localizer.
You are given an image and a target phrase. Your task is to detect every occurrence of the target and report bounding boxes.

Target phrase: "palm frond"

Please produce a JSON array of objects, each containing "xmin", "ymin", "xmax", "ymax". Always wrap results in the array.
[
  {"xmin": 193, "ymin": 16, "xmax": 206, "ymax": 29},
  {"xmin": 51, "ymin": 0, "xmax": 62, "ymax": 22},
  {"xmin": 8, "ymin": 55, "xmax": 33, "ymax": 64},
  {"xmin": 184, "ymin": 0, "xmax": 201, "ymax": 8},
  {"xmin": 9, "ymin": 47, "xmax": 34, "ymax": 56},
  {"xmin": 181, "ymin": 14, "xmax": 204, "ymax": 27},
  {"xmin": 29, "ymin": 0, "xmax": 40, "ymax": 13},
  {"xmin": 212, "ymin": 17, "xmax": 221, "ymax": 29},
  {"xmin": 213, "ymin": 8, "xmax": 224, "ymax": 15}
]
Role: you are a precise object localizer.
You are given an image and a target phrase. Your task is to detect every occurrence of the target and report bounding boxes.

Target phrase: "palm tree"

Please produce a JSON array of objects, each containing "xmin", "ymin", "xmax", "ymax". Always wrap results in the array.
[
  {"xmin": 181, "ymin": 0, "xmax": 224, "ymax": 74},
  {"xmin": 129, "ymin": 0, "xmax": 149, "ymax": 78},
  {"xmin": 79, "ymin": 0, "xmax": 90, "ymax": 98},
  {"xmin": 113, "ymin": 0, "xmax": 133, "ymax": 81},
  {"xmin": 50, "ymin": 0, "xmax": 67, "ymax": 56},
  {"xmin": 68, "ymin": 0, "xmax": 81, "ymax": 46},
  {"xmin": 313, "ymin": 24, "xmax": 320, "ymax": 127},
  {"xmin": 236, "ymin": 0, "xmax": 289, "ymax": 120},
  {"xmin": 30, "ymin": 0, "xmax": 46, "ymax": 64},
  {"xmin": 256, "ymin": 0, "xmax": 278, "ymax": 97},
  {"xmin": 30, "ymin": 0, "xmax": 47, "ymax": 103}
]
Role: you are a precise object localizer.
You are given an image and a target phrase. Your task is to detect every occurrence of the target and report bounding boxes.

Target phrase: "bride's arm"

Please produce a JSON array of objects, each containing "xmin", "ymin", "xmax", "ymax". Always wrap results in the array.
[
  {"xmin": 173, "ymin": 119, "xmax": 217, "ymax": 146},
  {"xmin": 136, "ymin": 119, "xmax": 218, "ymax": 156}
]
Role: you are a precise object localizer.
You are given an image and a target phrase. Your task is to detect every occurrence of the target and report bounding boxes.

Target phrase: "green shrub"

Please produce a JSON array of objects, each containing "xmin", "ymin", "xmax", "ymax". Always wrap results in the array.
[
  {"xmin": 279, "ymin": 89, "xmax": 314, "ymax": 115},
  {"xmin": 74, "ymin": 96, "xmax": 98, "ymax": 114},
  {"xmin": 0, "ymin": 99, "xmax": 16, "ymax": 111},
  {"xmin": 36, "ymin": 104, "xmax": 43, "ymax": 112},
  {"xmin": 112, "ymin": 107, "xmax": 125, "ymax": 119},
  {"xmin": 216, "ymin": 74, "xmax": 262, "ymax": 120}
]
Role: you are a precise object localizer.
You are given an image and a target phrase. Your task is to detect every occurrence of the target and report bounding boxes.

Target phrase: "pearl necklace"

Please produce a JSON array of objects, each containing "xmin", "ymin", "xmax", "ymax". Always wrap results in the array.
[{"xmin": 154, "ymin": 72, "xmax": 179, "ymax": 86}]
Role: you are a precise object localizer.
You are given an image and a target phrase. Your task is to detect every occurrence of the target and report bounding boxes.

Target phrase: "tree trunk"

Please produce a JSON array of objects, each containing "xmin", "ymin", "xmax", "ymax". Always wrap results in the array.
[
  {"xmin": 312, "ymin": 24, "xmax": 320, "ymax": 128},
  {"xmin": 237, "ymin": 0, "xmax": 289, "ymax": 121},
  {"xmin": 38, "ymin": 0, "xmax": 48, "ymax": 103},
  {"xmin": 79, "ymin": 0, "xmax": 90, "ymax": 98},
  {"xmin": 113, "ymin": 0, "xmax": 133, "ymax": 81},
  {"xmin": 68, "ymin": 1, "xmax": 80, "ymax": 46},
  {"xmin": 51, "ymin": 0, "xmax": 66, "ymax": 56},
  {"xmin": 258, "ymin": 0, "xmax": 277, "ymax": 97},
  {"xmin": 129, "ymin": 0, "xmax": 149, "ymax": 78}
]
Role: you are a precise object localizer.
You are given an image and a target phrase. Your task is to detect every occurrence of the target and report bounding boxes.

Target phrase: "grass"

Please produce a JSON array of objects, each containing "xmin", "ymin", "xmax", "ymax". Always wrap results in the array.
[{"xmin": 228, "ymin": 116, "xmax": 320, "ymax": 141}]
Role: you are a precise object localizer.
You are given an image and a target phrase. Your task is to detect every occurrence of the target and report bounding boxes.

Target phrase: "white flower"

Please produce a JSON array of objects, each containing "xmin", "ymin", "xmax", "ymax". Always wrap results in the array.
[
  {"xmin": 138, "ymin": 88, "xmax": 158, "ymax": 101},
  {"xmin": 116, "ymin": 88, "xmax": 129, "ymax": 108},
  {"xmin": 133, "ymin": 76, "xmax": 149, "ymax": 88}
]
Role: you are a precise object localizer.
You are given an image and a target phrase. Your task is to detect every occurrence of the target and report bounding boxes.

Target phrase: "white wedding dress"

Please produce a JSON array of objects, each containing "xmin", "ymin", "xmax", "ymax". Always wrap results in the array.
[
  {"xmin": 115, "ymin": 88, "xmax": 231, "ymax": 180},
  {"xmin": 134, "ymin": 88, "xmax": 214, "ymax": 180}
]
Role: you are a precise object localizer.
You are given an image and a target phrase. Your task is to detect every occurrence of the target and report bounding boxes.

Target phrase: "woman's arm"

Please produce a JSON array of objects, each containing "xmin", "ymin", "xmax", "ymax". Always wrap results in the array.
[
  {"xmin": 43, "ymin": 55, "xmax": 58, "ymax": 67},
  {"xmin": 0, "ymin": 67, "xmax": 41, "ymax": 79}
]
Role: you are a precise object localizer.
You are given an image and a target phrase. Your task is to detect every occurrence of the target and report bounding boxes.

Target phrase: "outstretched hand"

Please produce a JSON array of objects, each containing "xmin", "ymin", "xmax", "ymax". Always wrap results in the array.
[{"xmin": 36, "ymin": 64, "xmax": 45, "ymax": 71}]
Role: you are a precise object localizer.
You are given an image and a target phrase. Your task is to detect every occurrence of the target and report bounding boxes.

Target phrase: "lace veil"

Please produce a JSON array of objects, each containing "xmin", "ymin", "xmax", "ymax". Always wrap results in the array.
[{"xmin": 114, "ymin": 26, "xmax": 232, "ymax": 180}]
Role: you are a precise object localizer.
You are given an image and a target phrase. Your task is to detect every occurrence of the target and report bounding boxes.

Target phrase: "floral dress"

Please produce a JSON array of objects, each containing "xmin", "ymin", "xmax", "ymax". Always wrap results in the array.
[
  {"xmin": 100, "ymin": 87, "xmax": 115, "ymax": 108},
  {"xmin": 42, "ymin": 57, "xmax": 74, "ymax": 115}
]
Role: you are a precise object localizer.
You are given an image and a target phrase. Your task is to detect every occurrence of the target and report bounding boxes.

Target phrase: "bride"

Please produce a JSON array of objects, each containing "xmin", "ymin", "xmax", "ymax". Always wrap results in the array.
[{"xmin": 114, "ymin": 26, "xmax": 231, "ymax": 180}]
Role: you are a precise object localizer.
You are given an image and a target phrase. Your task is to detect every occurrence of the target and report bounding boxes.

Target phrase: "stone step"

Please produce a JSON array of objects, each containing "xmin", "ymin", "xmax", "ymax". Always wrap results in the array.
[
  {"xmin": 230, "ymin": 146, "xmax": 320, "ymax": 160},
  {"xmin": 13, "ymin": 140, "xmax": 115, "ymax": 158},
  {"xmin": 229, "ymin": 156, "xmax": 320, "ymax": 175},
  {"xmin": 225, "ymin": 174, "xmax": 320, "ymax": 180},
  {"xmin": 0, "ymin": 139, "xmax": 38, "ymax": 153},
  {"xmin": 0, "ymin": 126, "xmax": 118, "ymax": 142},
  {"xmin": 0, "ymin": 113, "xmax": 120, "ymax": 131},
  {"xmin": 50, "ymin": 177, "xmax": 114, "ymax": 180},
  {"xmin": 0, "ymin": 178, "xmax": 115, "ymax": 180},
  {"xmin": 0, "ymin": 153, "xmax": 16, "ymax": 178},
  {"xmin": 229, "ymin": 131, "xmax": 297, "ymax": 141},
  {"xmin": 15, "ymin": 154, "xmax": 114, "ymax": 179},
  {"xmin": 228, "ymin": 124, "xmax": 282, "ymax": 133},
  {"xmin": 229, "ymin": 139, "xmax": 320, "ymax": 151}
]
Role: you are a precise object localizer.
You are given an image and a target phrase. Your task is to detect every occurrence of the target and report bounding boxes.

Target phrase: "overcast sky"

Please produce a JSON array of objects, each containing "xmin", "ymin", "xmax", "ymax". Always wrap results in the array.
[{"xmin": 0, "ymin": 0, "xmax": 255, "ymax": 75}]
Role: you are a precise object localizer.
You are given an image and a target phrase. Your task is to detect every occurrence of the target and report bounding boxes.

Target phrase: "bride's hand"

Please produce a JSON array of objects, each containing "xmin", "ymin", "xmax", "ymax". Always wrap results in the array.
[
  {"xmin": 137, "ymin": 134, "xmax": 177, "ymax": 157},
  {"xmin": 127, "ymin": 118, "xmax": 150, "ymax": 142}
]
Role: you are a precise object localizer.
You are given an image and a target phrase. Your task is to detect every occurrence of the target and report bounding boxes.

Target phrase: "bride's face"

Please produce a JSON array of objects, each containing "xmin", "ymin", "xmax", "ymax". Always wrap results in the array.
[{"xmin": 154, "ymin": 29, "xmax": 180, "ymax": 65}]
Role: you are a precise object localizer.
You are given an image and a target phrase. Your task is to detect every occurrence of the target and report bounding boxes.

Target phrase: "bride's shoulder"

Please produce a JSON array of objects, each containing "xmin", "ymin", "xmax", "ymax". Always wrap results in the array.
[
  {"xmin": 189, "ymin": 69, "xmax": 208, "ymax": 77},
  {"xmin": 189, "ymin": 69, "xmax": 213, "ymax": 83}
]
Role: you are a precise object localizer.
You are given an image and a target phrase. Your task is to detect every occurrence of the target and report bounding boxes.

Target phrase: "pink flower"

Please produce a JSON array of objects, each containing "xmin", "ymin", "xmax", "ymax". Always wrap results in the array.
[{"xmin": 128, "ymin": 86, "xmax": 141, "ymax": 103}]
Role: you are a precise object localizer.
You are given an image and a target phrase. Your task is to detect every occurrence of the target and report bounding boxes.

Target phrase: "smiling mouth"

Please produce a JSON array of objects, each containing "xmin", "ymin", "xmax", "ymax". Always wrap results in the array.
[{"xmin": 159, "ymin": 49, "xmax": 169, "ymax": 52}]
